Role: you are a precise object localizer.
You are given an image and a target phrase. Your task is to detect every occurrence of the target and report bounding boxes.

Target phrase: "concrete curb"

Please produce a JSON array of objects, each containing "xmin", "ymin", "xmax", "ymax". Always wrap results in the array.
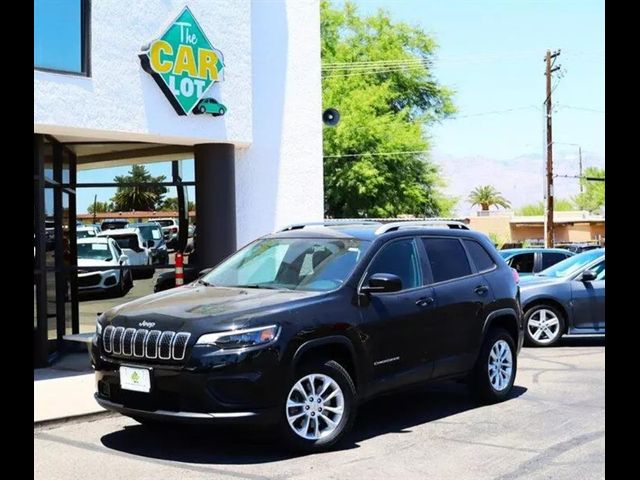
[{"xmin": 34, "ymin": 410, "xmax": 116, "ymax": 430}]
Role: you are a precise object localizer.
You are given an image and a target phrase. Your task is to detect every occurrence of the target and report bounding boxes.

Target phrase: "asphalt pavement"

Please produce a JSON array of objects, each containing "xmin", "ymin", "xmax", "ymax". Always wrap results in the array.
[{"xmin": 34, "ymin": 338, "xmax": 604, "ymax": 480}]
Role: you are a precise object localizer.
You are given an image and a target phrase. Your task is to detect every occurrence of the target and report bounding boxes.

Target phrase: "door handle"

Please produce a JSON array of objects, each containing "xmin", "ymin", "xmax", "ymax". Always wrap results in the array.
[
  {"xmin": 416, "ymin": 297, "xmax": 434, "ymax": 307},
  {"xmin": 474, "ymin": 285, "xmax": 489, "ymax": 295}
]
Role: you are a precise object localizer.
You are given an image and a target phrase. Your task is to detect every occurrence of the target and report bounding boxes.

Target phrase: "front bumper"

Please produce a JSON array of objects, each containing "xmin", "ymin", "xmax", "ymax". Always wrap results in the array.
[
  {"xmin": 95, "ymin": 394, "xmax": 278, "ymax": 425},
  {"xmin": 92, "ymin": 339, "xmax": 285, "ymax": 425},
  {"xmin": 78, "ymin": 269, "xmax": 119, "ymax": 291}
]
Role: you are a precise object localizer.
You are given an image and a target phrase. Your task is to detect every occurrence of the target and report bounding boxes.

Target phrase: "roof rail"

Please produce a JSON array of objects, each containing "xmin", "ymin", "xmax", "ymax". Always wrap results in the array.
[
  {"xmin": 278, "ymin": 220, "xmax": 382, "ymax": 232},
  {"xmin": 375, "ymin": 220, "xmax": 470, "ymax": 235}
]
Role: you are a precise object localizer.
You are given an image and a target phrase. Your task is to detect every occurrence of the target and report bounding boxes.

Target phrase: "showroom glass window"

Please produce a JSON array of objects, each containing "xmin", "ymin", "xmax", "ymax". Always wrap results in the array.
[{"xmin": 34, "ymin": 0, "xmax": 90, "ymax": 75}]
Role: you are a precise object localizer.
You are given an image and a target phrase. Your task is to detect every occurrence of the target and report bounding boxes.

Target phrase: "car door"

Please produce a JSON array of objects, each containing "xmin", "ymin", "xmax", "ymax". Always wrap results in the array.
[
  {"xmin": 570, "ymin": 259, "xmax": 605, "ymax": 331},
  {"xmin": 357, "ymin": 237, "xmax": 436, "ymax": 385},
  {"xmin": 422, "ymin": 237, "xmax": 495, "ymax": 378}
]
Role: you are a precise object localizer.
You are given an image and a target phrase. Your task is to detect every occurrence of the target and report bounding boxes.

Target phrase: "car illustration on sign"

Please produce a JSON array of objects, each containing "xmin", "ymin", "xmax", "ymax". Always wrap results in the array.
[{"xmin": 192, "ymin": 98, "xmax": 227, "ymax": 116}]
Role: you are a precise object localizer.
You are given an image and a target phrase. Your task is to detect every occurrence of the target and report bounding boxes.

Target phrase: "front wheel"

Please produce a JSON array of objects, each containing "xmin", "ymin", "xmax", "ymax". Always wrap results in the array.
[
  {"xmin": 280, "ymin": 360, "xmax": 357, "ymax": 452},
  {"xmin": 524, "ymin": 305, "xmax": 564, "ymax": 347},
  {"xmin": 470, "ymin": 328, "xmax": 517, "ymax": 404}
]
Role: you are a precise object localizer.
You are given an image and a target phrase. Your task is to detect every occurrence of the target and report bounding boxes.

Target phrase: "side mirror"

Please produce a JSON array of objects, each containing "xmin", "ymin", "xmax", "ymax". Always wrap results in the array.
[
  {"xmin": 580, "ymin": 270, "xmax": 597, "ymax": 282},
  {"xmin": 146, "ymin": 240, "xmax": 155, "ymax": 248},
  {"xmin": 361, "ymin": 273, "xmax": 402, "ymax": 294}
]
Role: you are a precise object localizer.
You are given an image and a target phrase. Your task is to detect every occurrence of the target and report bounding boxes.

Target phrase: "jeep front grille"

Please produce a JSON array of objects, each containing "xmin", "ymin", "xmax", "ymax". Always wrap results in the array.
[{"xmin": 102, "ymin": 326, "xmax": 190, "ymax": 362}]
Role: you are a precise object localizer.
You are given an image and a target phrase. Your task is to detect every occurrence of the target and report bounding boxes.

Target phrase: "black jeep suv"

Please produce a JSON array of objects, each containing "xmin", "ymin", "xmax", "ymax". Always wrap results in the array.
[{"xmin": 91, "ymin": 222, "xmax": 523, "ymax": 452}]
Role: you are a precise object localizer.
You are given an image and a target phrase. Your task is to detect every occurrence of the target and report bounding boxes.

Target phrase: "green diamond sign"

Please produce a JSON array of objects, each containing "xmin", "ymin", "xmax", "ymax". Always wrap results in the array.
[{"xmin": 139, "ymin": 6, "xmax": 225, "ymax": 116}]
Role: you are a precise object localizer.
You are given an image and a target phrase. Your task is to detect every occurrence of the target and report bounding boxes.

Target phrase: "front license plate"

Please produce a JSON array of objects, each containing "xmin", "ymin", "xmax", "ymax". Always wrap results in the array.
[{"xmin": 120, "ymin": 366, "xmax": 151, "ymax": 393}]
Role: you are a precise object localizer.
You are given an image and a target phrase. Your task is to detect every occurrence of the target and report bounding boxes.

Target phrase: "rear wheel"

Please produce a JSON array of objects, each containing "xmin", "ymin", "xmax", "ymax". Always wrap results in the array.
[
  {"xmin": 280, "ymin": 359, "xmax": 357, "ymax": 452},
  {"xmin": 470, "ymin": 328, "xmax": 517, "ymax": 404},
  {"xmin": 524, "ymin": 304, "xmax": 564, "ymax": 347}
]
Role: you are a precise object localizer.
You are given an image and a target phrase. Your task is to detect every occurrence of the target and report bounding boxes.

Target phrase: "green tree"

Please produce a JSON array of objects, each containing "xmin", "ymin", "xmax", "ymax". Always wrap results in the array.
[
  {"xmin": 468, "ymin": 185, "xmax": 511, "ymax": 211},
  {"xmin": 87, "ymin": 201, "xmax": 112, "ymax": 214},
  {"xmin": 161, "ymin": 197, "xmax": 195, "ymax": 211},
  {"xmin": 573, "ymin": 167, "xmax": 605, "ymax": 213},
  {"xmin": 110, "ymin": 165, "xmax": 167, "ymax": 211},
  {"xmin": 516, "ymin": 198, "xmax": 575, "ymax": 216},
  {"xmin": 321, "ymin": 0, "xmax": 456, "ymax": 218}
]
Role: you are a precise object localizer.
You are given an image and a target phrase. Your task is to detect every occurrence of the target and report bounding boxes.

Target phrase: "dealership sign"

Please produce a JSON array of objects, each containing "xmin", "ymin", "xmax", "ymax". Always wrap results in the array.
[{"xmin": 139, "ymin": 6, "xmax": 225, "ymax": 116}]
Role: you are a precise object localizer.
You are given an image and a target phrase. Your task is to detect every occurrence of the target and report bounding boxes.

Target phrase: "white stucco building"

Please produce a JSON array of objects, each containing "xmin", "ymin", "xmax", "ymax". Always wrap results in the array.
[{"xmin": 33, "ymin": 0, "xmax": 323, "ymax": 365}]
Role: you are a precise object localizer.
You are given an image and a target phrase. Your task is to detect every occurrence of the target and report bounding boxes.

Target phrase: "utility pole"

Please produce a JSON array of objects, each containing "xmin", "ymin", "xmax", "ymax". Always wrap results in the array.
[
  {"xmin": 578, "ymin": 147, "xmax": 583, "ymax": 194},
  {"xmin": 92, "ymin": 194, "xmax": 97, "ymax": 225},
  {"xmin": 544, "ymin": 49, "xmax": 561, "ymax": 248}
]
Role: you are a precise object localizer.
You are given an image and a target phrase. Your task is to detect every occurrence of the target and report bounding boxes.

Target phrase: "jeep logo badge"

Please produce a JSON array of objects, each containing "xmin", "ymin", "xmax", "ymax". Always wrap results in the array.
[{"xmin": 139, "ymin": 321, "xmax": 156, "ymax": 328}]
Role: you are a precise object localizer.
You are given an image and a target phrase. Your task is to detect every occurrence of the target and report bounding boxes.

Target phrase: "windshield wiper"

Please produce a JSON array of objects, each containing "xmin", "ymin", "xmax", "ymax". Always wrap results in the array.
[
  {"xmin": 234, "ymin": 284, "xmax": 291, "ymax": 290},
  {"xmin": 197, "ymin": 278, "xmax": 214, "ymax": 286}
]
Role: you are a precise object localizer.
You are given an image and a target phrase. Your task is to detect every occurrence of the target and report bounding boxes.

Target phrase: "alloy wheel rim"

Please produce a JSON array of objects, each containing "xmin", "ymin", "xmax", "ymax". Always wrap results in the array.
[
  {"xmin": 528, "ymin": 309, "xmax": 560, "ymax": 344},
  {"xmin": 487, "ymin": 340, "xmax": 513, "ymax": 391},
  {"xmin": 286, "ymin": 373, "xmax": 345, "ymax": 440}
]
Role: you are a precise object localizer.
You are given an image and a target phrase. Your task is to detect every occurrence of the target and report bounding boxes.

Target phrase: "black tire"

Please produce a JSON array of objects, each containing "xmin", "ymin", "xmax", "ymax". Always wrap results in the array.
[
  {"xmin": 470, "ymin": 327, "xmax": 517, "ymax": 405},
  {"xmin": 125, "ymin": 270, "xmax": 134, "ymax": 289},
  {"xmin": 523, "ymin": 304, "xmax": 565, "ymax": 347},
  {"xmin": 199, "ymin": 106, "xmax": 205, "ymax": 114},
  {"xmin": 219, "ymin": 107, "xmax": 226, "ymax": 115},
  {"xmin": 280, "ymin": 359, "xmax": 357, "ymax": 453},
  {"xmin": 111, "ymin": 272, "xmax": 126, "ymax": 297}
]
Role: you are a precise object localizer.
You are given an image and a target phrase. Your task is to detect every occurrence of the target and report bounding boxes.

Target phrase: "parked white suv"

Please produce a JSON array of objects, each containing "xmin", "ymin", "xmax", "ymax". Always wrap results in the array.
[
  {"xmin": 77, "ymin": 237, "xmax": 132, "ymax": 296},
  {"xmin": 77, "ymin": 225, "xmax": 100, "ymax": 239},
  {"xmin": 155, "ymin": 218, "xmax": 179, "ymax": 249},
  {"xmin": 98, "ymin": 228, "xmax": 155, "ymax": 278}
]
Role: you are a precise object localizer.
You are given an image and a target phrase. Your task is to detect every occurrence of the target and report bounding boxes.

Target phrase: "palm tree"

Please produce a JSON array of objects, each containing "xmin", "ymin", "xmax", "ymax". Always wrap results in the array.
[
  {"xmin": 111, "ymin": 165, "xmax": 167, "ymax": 211},
  {"xmin": 468, "ymin": 185, "xmax": 511, "ymax": 211}
]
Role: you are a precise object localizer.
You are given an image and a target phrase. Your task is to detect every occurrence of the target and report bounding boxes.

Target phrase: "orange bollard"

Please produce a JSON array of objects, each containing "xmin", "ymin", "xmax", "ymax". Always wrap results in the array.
[{"xmin": 175, "ymin": 252, "xmax": 184, "ymax": 286}]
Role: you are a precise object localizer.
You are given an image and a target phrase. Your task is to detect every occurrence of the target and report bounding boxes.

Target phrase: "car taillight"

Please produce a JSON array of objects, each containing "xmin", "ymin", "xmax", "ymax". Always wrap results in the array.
[
  {"xmin": 511, "ymin": 268, "xmax": 520, "ymax": 284},
  {"xmin": 172, "ymin": 227, "xmax": 178, "ymax": 233}
]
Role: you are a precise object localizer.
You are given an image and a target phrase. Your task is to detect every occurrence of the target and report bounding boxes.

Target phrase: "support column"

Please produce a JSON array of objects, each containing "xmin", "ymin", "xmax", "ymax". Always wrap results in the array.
[{"xmin": 194, "ymin": 144, "xmax": 237, "ymax": 268}]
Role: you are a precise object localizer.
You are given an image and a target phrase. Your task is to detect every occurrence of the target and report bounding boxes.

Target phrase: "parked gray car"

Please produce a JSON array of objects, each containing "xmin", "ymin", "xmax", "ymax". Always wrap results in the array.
[{"xmin": 519, "ymin": 249, "xmax": 605, "ymax": 347}]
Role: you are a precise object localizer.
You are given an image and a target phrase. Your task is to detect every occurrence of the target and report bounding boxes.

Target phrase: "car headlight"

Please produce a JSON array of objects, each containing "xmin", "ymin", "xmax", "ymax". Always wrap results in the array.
[{"xmin": 195, "ymin": 325, "xmax": 280, "ymax": 351}]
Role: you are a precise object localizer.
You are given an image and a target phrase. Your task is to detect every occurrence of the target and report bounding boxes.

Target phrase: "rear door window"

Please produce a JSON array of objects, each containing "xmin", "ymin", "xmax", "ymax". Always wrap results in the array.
[
  {"xmin": 422, "ymin": 238, "xmax": 472, "ymax": 283},
  {"xmin": 507, "ymin": 253, "xmax": 535, "ymax": 273},
  {"xmin": 541, "ymin": 252, "xmax": 570, "ymax": 270},
  {"xmin": 463, "ymin": 240, "xmax": 495, "ymax": 272}
]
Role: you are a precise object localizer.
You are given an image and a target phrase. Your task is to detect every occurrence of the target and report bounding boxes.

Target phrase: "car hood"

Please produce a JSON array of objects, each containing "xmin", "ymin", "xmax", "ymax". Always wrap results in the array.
[
  {"xmin": 78, "ymin": 258, "xmax": 116, "ymax": 268},
  {"xmin": 104, "ymin": 284, "xmax": 324, "ymax": 332}
]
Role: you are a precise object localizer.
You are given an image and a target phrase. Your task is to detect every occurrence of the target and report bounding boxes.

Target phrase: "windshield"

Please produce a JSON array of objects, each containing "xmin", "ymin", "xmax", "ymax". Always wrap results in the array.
[
  {"xmin": 156, "ymin": 220, "xmax": 174, "ymax": 227},
  {"xmin": 201, "ymin": 237, "xmax": 372, "ymax": 291},
  {"xmin": 537, "ymin": 249, "xmax": 604, "ymax": 278},
  {"xmin": 78, "ymin": 242, "xmax": 113, "ymax": 261},
  {"xmin": 136, "ymin": 226, "xmax": 162, "ymax": 241},
  {"xmin": 109, "ymin": 234, "xmax": 139, "ymax": 250},
  {"xmin": 77, "ymin": 230, "xmax": 96, "ymax": 239}
]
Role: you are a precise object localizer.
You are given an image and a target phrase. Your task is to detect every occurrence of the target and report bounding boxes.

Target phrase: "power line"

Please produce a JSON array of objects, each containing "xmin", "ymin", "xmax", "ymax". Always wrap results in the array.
[
  {"xmin": 323, "ymin": 150, "xmax": 429, "ymax": 158},
  {"xmin": 558, "ymin": 105, "xmax": 605, "ymax": 114},
  {"xmin": 323, "ymin": 64, "xmax": 428, "ymax": 78}
]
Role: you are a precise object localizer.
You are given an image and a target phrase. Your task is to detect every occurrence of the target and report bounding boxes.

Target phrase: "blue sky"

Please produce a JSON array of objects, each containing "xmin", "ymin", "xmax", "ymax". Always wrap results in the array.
[
  {"xmin": 74, "ymin": 0, "xmax": 604, "ymax": 214},
  {"xmin": 346, "ymin": 0, "xmax": 605, "ymax": 213},
  {"xmin": 348, "ymin": 0, "xmax": 604, "ymax": 158}
]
